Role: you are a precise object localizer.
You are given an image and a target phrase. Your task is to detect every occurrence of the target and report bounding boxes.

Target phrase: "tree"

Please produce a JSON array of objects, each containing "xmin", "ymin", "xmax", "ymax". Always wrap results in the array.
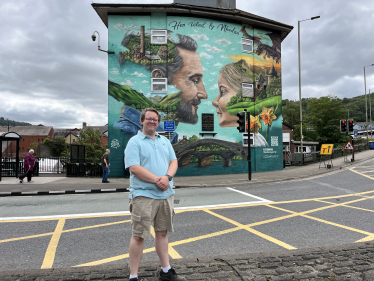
[
  {"xmin": 303, "ymin": 95, "xmax": 349, "ymax": 148},
  {"xmin": 282, "ymin": 100, "xmax": 301, "ymax": 127},
  {"xmin": 76, "ymin": 127, "xmax": 107, "ymax": 162},
  {"xmin": 28, "ymin": 141, "xmax": 38, "ymax": 155},
  {"xmin": 43, "ymin": 137, "xmax": 69, "ymax": 157}
]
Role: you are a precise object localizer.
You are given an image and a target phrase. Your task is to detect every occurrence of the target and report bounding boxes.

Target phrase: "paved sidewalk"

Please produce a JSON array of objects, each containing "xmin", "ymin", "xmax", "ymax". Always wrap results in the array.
[
  {"xmin": 1, "ymin": 149, "xmax": 374, "ymax": 196},
  {"xmin": 0, "ymin": 242, "xmax": 373, "ymax": 280}
]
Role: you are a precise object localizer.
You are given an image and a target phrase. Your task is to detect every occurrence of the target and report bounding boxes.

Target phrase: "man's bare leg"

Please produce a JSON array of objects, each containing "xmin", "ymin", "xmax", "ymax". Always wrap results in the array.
[
  {"xmin": 129, "ymin": 236, "xmax": 144, "ymax": 276},
  {"xmin": 155, "ymin": 230, "xmax": 169, "ymax": 267}
]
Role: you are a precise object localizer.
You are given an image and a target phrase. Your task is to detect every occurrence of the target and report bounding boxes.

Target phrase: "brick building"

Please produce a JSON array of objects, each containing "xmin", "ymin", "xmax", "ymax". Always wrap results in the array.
[{"xmin": 1, "ymin": 126, "xmax": 53, "ymax": 157}]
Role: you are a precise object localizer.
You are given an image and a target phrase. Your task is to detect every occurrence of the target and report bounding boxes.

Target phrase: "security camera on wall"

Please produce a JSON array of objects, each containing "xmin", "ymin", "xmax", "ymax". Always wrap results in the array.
[{"xmin": 91, "ymin": 34, "xmax": 96, "ymax": 41}]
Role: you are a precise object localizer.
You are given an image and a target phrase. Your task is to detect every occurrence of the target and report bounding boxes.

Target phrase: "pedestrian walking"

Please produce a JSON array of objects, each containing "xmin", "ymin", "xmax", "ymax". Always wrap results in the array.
[
  {"xmin": 101, "ymin": 149, "xmax": 110, "ymax": 183},
  {"xmin": 19, "ymin": 149, "xmax": 36, "ymax": 183},
  {"xmin": 124, "ymin": 108, "xmax": 182, "ymax": 281}
]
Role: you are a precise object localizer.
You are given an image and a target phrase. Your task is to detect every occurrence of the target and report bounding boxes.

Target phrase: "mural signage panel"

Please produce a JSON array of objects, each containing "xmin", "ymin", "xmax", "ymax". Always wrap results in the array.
[
  {"xmin": 202, "ymin": 114, "xmax": 214, "ymax": 132},
  {"xmin": 164, "ymin": 121, "xmax": 175, "ymax": 132},
  {"xmin": 107, "ymin": 15, "xmax": 284, "ymax": 177}
]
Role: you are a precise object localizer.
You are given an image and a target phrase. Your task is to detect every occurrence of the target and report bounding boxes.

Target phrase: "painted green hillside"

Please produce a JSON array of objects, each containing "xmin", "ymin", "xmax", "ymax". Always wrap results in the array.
[
  {"xmin": 226, "ymin": 96, "xmax": 282, "ymax": 116},
  {"xmin": 108, "ymin": 80, "xmax": 153, "ymax": 108}
]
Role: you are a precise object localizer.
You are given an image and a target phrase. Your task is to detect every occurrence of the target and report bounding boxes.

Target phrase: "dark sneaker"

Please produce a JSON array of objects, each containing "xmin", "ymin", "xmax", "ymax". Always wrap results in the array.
[
  {"xmin": 129, "ymin": 278, "xmax": 138, "ymax": 281},
  {"xmin": 19, "ymin": 180, "xmax": 23, "ymax": 183},
  {"xmin": 159, "ymin": 268, "xmax": 185, "ymax": 281}
]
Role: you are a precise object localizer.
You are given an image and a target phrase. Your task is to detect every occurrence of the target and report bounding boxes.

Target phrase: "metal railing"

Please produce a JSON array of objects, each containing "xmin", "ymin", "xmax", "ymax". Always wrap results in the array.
[
  {"xmin": 1, "ymin": 157, "xmax": 70, "ymax": 177},
  {"xmin": 289, "ymin": 143, "xmax": 370, "ymax": 165},
  {"xmin": 66, "ymin": 162, "xmax": 102, "ymax": 177}
]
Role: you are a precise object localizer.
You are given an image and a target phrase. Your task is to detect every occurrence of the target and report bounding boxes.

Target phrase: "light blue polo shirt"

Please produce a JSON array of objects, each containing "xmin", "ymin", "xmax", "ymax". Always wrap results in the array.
[{"xmin": 125, "ymin": 130, "xmax": 177, "ymax": 199}]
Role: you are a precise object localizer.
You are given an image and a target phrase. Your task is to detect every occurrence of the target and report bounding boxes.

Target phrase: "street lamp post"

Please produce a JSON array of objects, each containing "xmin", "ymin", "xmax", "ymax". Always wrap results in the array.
[
  {"xmin": 364, "ymin": 64, "xmax": 374, "ymax": 143},
  {"xmin": 298, "ymin": 15, "xmax": 320, "ymax": 154},
  {"xmin": 370, "ymin": 89, "xmax": 373, "ymax": 137}
]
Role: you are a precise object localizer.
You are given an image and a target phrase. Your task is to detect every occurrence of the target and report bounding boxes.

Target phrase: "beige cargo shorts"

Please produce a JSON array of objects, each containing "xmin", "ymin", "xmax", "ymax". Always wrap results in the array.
[{"xmin": 129, "ymin": 195, "xmax": 174, "ymax": 240}]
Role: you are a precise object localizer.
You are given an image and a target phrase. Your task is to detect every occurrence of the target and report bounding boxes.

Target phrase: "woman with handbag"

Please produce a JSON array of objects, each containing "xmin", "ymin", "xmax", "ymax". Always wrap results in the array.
[{"xmin": 19, "ymin": 149, "xmax": 36, "ymax": 183}]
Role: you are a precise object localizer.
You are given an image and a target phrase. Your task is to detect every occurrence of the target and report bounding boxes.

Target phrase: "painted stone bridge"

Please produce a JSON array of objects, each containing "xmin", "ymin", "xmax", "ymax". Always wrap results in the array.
[{"xmin": 172, "ymin": 138, "xmax": 247, "ymax": 167}]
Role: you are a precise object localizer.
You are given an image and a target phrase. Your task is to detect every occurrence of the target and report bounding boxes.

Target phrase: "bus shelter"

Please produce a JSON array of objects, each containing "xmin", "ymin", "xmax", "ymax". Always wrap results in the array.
[{"xmin": 0, "ymin": 132, "xmax": 21, "ymax": 181}]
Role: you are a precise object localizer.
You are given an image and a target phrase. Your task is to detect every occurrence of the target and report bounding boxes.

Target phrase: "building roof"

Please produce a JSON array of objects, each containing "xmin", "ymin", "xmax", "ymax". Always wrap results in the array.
[
  {"xmin": 292, "ymin": 141, "xmax": 319, "ymax": 145},
  {"xmin": 52, "ymin": 129, "xmax": 79, "ymax": 138},
  {"xmin": 91, "ymin": 3, "xmax": 293, "ymax": 42},
  {"xmin": 282, "ymin": 121, "xmax": 295, "ymax": 130},
  {"xmin": 81, "ymin": 125, "xmax": 108, "ymax": 135},
  {"xmin": 0, "ymin": 126, "xmax": 53, "ymax": 136}
]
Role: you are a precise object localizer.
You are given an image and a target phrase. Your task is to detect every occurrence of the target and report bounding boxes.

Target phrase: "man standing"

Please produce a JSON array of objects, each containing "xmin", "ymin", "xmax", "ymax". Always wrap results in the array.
[
  {"xmin": 101, "ymin": 149, "xmax": 110, "ymax": 183},
  {"xmin": 125, "ymin": 108, "xmax": 183, "ymax": 281}
]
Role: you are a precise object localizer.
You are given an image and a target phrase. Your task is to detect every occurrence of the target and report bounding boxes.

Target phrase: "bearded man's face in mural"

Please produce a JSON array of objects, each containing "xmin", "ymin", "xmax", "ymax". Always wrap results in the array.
[
  {"xmin": 212, "ymin": 74, "xmax": 239, "ymax": 127},
  {"xmin": 171, "ymin": 47, "xmax": 207, "ymax": 125}
]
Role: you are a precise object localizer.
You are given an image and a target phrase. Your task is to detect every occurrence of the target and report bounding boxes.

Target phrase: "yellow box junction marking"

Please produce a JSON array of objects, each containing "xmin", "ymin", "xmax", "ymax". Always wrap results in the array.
[
  {"xmin": 150, "ymin": 226, "xmax": 182, "ymax": 259},
  {"xmin": 41, "ymin": 219, "xmax": 65, "ymax": 269},
  {"xmin": 320, "ymin": 144, "xmax": 334, "ymax": 155},
  {"xmin": 204, "ymin": 209, "xmax": 297, "ymax": 250},
  {"xmin": 1, "ymin": 189, "xmax": 374, "ymax": 268}
]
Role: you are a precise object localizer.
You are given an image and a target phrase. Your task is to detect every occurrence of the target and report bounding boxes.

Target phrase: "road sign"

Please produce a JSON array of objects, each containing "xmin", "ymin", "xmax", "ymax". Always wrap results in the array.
[
  {"xmin": 354, "ymin": 130, "xmax": 358, "ymax": 136},
  {"xmin": 163, "ymin": 121, "xmax": 175, "ymax": 132},
  {"xmin": 320, "ymin": 144, "xmax": 334, "ymax": 155},
  {"xmin": 343, "ymin": 141, "xmax": 354, "ymax": 150}
]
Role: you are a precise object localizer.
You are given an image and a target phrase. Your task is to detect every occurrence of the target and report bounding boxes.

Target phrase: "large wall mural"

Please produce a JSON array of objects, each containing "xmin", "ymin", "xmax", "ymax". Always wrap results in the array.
[{"xmin": 107, "ymin": 15, "xmax": 283, "ymax": 177}]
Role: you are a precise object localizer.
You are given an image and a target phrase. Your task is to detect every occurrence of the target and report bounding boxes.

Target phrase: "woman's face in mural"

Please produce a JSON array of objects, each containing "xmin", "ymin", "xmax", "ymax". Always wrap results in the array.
[
  {"xmin": 171, "ymin": 47, "xmax": 208, "ymax": 124},
  {"xmin": 212, "ymin": 74, "xmax": 239, "ymax": 127}
]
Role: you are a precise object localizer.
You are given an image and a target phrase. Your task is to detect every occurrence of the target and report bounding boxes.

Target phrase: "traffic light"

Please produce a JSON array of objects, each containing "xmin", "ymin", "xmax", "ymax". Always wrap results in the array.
[
  {"xmin": 348, "ymin": 120, "xmax": 354, "ymax": 132},
  {"xmin": 237, "ymin": 111, "xmax": 246, "ymax": 133},
  {"xmin": 340, "ymin": 119, "xmax": 347, "ymax": 133}
]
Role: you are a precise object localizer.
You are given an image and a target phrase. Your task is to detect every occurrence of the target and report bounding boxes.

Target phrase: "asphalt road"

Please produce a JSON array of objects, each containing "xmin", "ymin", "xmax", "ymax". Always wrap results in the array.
[{"xmin": 0, "ymin": 161, "xmax": 373, "ymax": 272}]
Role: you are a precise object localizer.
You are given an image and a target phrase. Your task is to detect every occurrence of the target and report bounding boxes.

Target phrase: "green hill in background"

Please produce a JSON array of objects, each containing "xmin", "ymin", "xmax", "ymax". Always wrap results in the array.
[{"xmin": 0, "ymin": 117, "xmax": 32, "ymax": 127}]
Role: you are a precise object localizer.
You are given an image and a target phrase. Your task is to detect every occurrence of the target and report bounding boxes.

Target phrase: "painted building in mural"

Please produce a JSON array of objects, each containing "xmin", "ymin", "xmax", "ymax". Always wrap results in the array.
[{"xmin": 92, "ymin": 3, "xmax": 293, "ymax": 178}]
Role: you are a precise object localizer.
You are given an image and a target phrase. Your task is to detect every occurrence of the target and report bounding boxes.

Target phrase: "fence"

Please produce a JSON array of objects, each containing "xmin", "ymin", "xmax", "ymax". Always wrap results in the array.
[
  {"xmin": 66, "ymin": 162, "xmax": 102, "ymax": 177},
  {"xmin": 1, "ymin": 157, "xmax": 70, "ymax": 177},
  {"xmin": 289, "ymin": 143, "xmax": 370, "ymax": 166}
]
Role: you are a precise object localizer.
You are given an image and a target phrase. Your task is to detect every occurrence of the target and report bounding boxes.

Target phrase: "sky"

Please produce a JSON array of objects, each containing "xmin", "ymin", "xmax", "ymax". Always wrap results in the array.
[{"xmin": 1, "ymin": 0, "xmax": 374, "ymax": 128}]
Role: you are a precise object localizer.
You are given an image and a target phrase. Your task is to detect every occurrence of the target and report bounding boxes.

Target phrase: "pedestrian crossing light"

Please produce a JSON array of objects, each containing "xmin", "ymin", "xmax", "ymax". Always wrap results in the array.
[
  {"xmin": 237, "ymin": 111, "xmax": 246, "ymax": 133},
  {"xmin": 348, "ymin": 120, "xmax": 354, "ymax": 132},
  {"xmin": 340, "ymin": 119, "xmax": 347, "ymax": 133}
]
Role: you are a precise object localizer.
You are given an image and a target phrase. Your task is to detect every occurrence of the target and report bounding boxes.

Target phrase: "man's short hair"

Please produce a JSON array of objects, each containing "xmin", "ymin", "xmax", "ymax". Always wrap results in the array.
[
  {"xmin": 146, "ymin": 32, "xmax": 198, "ymax": 84},
  {"xmin": 106, "ymin": 149, "xmax": 110, "ymax": 153},
  {"xmin": 140, "ymin": 108, "xmax": 161, "ymax": 124}
]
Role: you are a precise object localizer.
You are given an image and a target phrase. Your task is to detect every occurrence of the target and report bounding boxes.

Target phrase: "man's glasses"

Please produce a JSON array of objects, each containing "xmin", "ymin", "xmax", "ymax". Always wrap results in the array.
[{"xmin": 145, "ymin": 117, "xmax": 159, "ymax": 122}]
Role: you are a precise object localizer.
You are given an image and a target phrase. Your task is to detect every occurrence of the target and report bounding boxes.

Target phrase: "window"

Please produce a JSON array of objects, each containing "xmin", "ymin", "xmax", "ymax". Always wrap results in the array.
[
  {"xmin": 151, "ymin": 30, "xmax": 167, "ymax": 44},
  {"xmin": 296, "ymin": 146, "xmax": 307, "ymax": 153},
  {"xmin": 242, "ymin": 83, "xmax": 253, "ymax": 98},
  {"xmin": 151, "ymin": 78, "xmax": 167, "ymax": 92},
  {"xmin": 242, "ymin": 38, "xmax": 253, "ymax": 53}
]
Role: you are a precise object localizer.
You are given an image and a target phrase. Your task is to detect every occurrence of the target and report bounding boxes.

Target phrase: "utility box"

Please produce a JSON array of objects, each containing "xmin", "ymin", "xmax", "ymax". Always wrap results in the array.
[{"xmin": 291, "ymin": 153, "xmax": 304, "ymax": 165}]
